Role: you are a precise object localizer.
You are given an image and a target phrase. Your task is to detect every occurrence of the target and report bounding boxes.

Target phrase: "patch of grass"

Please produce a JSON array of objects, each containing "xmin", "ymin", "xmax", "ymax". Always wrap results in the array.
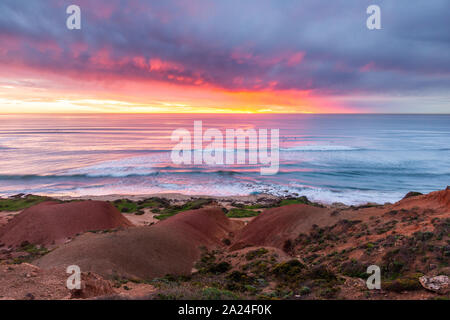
[
  {"xmin": 137, "ymin": 197, "xmax": 171, "ymax": 209},
  {"xmin": 154, "ymin": 199, "xmax": 213, "ymax": 220},
  {"xmin": 11, "ymin": 242, "xmax": 50, "ymax": 264},
  {"xmin": 112, "ymin": 197, "xmax": 172, "ymax": 214},
  {"xmin": 243, "ymin": 204, "xmax": 267, "ymax": 209},
  {"xmin": 153, "ymin": 212, "xmax": 175, "ymax": 220},
  {"xmin": 0, "ymin": 195, "xmax": 53, "ymax": 212},
  {"xmin": 227, "ymin": 208, "xmax": 260, "ymax": 218},
  {"xmin": 112, "ymin": 199, "xmax": 138, "ymax": 213},
  {"xmin": 278, "ymin": 196, "xmax": 311, "ymax": 207},
  {"xmin": 21, "ymin": 243, "xmax": 49, "ymax": 255}
]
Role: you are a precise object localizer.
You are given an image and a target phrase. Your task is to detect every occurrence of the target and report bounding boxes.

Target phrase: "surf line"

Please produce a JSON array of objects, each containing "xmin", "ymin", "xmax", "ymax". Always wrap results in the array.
[{"xmin": 170, "ymin": 120, "xmax": 279, "ymax": 175}]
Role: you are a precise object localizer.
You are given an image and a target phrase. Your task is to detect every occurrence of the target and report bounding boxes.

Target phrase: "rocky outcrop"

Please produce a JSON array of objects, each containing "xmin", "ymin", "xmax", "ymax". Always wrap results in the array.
[
  {"xmin": 70, "ymin": 272, "xmax": 116, "ymax": 299},
  {"xmin": 419, "ymin": 275, "xmax": 449, "ymax": 294}
]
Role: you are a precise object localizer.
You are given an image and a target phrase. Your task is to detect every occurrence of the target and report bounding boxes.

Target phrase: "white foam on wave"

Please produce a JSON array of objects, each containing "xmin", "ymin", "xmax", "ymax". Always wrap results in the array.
[
  {"xmin": 237, "ymin": 184, "xmax": 404, "ymax": 205},
  {"xmin": 21, "ymin": 164, "xmax": 409, "ymax": 205},
  {"xmin": 67, "ymin": 178, "xmax": 405, "ymax": 205},
  {"xmin": 65, "ymin": 154, "xmax": 166, "ymax": 177},
  {"xmin": 281, "ymin": 145, "xmax": 363, "ymax": 152},
  {"xmin": 294, "ymin": 187, "xmax": 405, "ymax": 205}
]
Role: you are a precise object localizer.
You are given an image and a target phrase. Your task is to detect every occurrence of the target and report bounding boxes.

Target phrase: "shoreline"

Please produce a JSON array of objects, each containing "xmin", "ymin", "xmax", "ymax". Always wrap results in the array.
[
  {"xmin": 55, "ymin": 192, "xmax": 281, "ymax": 203},
  {"xmin": 5, "ymin": 186, "xmax": 447, "ymax": 210},
  {"xmin": 4, "ymin": 190, "xmax": 401, "ymax": 207}
]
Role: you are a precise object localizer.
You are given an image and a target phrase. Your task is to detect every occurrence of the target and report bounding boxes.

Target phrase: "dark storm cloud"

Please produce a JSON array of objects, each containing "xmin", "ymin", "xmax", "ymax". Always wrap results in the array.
[{"xmin": 0, "ymin": 0, "xmax": 449, "ymax": 96}]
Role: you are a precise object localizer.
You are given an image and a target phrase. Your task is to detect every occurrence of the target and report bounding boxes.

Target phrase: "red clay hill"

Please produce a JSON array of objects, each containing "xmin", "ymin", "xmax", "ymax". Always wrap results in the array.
[
  {"xmin": 35, "ymin": 207, "xmax": 240, "ymax": 279},
  {"xmin": 231, "ymin": 188, "xmax": 450, "ymax": 251},
  {"xmin": 0, "ymin": 201, "xmax": 132, "ymax": 247},
  {"xmin": 1, "ymin": 189, "xmax": 449, "ymax": 299}
]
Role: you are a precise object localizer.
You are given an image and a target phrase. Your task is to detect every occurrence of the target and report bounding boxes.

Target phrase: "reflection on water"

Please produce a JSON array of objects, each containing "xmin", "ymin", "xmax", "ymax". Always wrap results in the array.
[{"xmin": 0, "ymin": 113, "xmax": 449, "ymax": 204}]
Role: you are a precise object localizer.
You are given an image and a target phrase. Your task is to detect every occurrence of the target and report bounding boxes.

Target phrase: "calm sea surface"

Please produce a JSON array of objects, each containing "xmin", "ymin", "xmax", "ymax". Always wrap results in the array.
[{"xmin": 0, "ymin": 114, "xmax": 449, "ymax": 204}]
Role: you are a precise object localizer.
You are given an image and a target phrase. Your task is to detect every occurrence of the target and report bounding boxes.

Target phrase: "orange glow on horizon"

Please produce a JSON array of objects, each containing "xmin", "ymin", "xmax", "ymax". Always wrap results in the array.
[{"xmin": 0, "ymin": 64, "xmax": 357, "ymax": 114}]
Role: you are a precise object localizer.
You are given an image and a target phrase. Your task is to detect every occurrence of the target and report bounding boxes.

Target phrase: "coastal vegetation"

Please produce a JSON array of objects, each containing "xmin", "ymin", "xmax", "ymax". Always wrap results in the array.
[{"xmin": 0, "ymin": 194, "xmax": 54, "ymax": 211}]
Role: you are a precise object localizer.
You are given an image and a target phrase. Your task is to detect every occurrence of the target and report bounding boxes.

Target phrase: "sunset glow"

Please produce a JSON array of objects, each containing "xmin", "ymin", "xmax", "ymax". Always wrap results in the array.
[
  {"xmin": 0, "ymin": 0, "xmax": 449, "ymax": 113},
  {"xmin": 0, "ymin": 64, "xmax": 353, "ymax": 113}
]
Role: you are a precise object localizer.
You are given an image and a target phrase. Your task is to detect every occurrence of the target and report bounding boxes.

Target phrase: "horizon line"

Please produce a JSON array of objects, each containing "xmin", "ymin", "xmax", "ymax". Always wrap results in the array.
[{"xmin": 1, "ymin": 112, "xmax": 450, "ymax": 115}]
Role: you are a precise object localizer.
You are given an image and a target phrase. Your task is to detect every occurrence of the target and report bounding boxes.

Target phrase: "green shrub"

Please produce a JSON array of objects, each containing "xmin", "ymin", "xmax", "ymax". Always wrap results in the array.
[
  {"xmin": 245, "ymin": 248, "xmax": 269, "ymax": 260},
  {"xmin": 340, "ymin": 260, "xmax": 368, "ymax": 279},
  {"xmin": 318, "ymin": 286, "xmax": 340, "ymax": 299},
  {"xmin": 201, "ymin": 287, "xmax": 239, "ymax": 300},
  {"xmin": 225, "ymin": 271, "xmax": 256, "ymax": 292},
  {"xmin": 299, "ymin": 286, "xmax": 311, "ymax": 295},
  {"xmin": 308, "ymin": 265, "xmax": 337, "ymax": 281},
  {"xmin": 272, "ymin": 259, "xmax": 305, "ymax": 278},
  {"xmin": 383, "ymin": 274, "xmax": 423, "ymax": 292},
  {"xmin": 382, "ymin": 248, "xmax": 414, "ymax": 278},
  {"xmin": 207, "ymin": 262, "xmax": 231, "ymax": 274}
]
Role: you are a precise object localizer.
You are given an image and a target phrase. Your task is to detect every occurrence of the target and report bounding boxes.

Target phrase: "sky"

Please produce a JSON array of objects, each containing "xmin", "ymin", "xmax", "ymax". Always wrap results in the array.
[{"xmin": 0, "ymin": 0, "xmax": 449, "ymax": 113}]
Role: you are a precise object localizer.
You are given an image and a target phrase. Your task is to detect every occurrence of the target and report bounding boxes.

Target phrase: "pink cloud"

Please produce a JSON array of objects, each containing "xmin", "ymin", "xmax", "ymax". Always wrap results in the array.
[
  {"xmin": 360, "ymin": 61, "xmax": 376, "ymax": 72},
  {"xmin": 286, "ymin": 51, "xmax": 306, "ymax": 67}
]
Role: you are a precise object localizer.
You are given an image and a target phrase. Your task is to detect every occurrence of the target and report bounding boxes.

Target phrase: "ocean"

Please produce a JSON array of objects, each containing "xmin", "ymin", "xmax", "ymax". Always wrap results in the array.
[{"xmin": 0, "ymin": 113, "xmax": 449, "ymax": 205}]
